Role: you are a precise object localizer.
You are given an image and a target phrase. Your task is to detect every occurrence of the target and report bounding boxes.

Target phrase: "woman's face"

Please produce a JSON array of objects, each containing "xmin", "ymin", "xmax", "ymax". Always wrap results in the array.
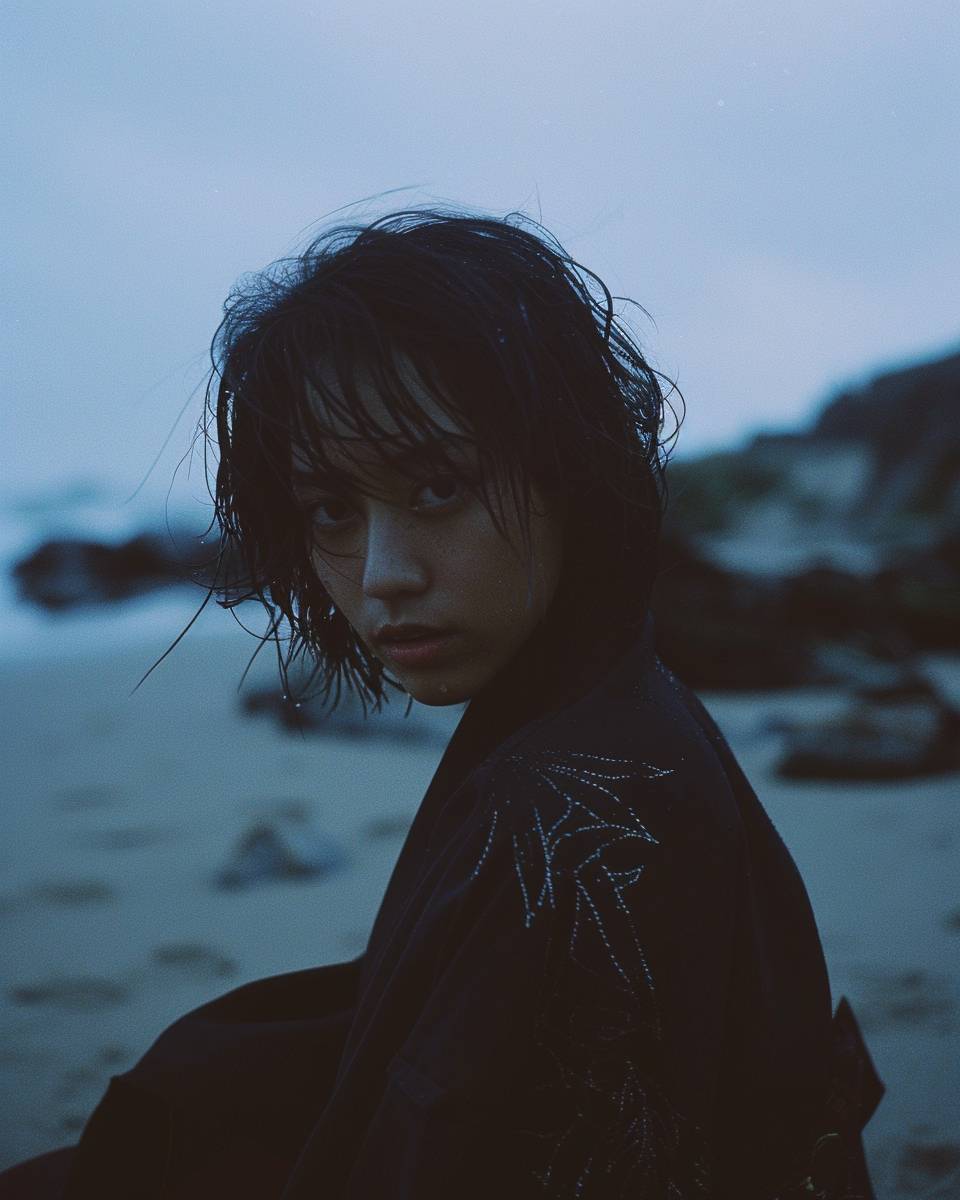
[{"xmin": 292, "ymin": 366, "xmax": 565, "ymax": 707}]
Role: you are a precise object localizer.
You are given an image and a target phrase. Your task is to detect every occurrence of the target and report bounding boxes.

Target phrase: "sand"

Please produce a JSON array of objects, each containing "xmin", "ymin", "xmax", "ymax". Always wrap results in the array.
[{"xmin": 2, "ymin": 626, "xmax": 959, "ymax": 1197}]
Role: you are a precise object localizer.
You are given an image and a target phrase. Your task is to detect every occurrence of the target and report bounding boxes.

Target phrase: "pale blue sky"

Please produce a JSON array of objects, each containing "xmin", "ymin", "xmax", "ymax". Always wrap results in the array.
[{"xmin": 4, "ymin": 0, "xmax": 959, "ymax": 509}]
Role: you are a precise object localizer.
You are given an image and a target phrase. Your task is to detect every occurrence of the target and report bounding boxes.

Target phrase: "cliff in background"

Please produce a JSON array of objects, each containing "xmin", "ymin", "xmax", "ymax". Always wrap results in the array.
[{"xmin": 664, "ymin": 349, "xmax": 960, "ymax": 577}]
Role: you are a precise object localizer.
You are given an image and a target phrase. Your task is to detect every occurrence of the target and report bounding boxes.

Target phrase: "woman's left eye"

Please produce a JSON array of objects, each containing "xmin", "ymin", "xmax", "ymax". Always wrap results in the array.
[{"xmin": 412, "ymin": 475, "xmax": 463, "ymax": 510}]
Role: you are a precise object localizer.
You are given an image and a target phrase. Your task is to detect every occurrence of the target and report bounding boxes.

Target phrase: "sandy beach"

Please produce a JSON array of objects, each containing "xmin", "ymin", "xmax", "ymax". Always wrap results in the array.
[{"xmin": 2, "ymin": 624, "xmax": 959, "ymax": 1197}]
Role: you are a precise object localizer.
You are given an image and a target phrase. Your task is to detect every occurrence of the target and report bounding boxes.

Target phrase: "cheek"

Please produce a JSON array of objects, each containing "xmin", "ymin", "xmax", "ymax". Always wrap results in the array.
[
  {"xmin": 452, "ymin": 505, "xmax": 563, "ymax": 619},
  {"xmin": 459, "ymin": 538, "xmax": 534, "ymax": 624},
  {"xmin": 310, "ymin": 548, "xmax": 362, "ymax": 606},
  {"xmin": 447, "ymin": 515, "xmax": 516, "ymax": 587}
]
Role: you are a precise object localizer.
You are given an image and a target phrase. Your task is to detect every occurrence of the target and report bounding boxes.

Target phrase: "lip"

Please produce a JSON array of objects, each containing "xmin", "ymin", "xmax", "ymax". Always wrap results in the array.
[
  {"xmin": 374, "ymin": 623, "xmax": 448, "ymax": 643},
  {"xmin": 375, "ymin": 628, "xmax": 460, "ymax": 669}
]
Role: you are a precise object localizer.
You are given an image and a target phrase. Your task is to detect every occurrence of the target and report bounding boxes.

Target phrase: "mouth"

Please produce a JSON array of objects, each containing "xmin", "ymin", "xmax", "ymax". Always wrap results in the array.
[{"xmin": 374, "ymin": 627, "xmax": 461, "ymax": 669}]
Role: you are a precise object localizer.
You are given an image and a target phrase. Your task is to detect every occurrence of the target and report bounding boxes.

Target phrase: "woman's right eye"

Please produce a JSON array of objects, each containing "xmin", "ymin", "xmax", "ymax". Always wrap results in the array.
[{"xmin": 307, "ymin": 496, "xmax": 355, "ymax": 529}]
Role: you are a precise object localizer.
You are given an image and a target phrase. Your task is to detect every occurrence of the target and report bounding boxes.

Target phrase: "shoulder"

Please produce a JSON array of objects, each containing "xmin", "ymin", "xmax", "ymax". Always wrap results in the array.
[{"xmin": 469, "ymin": 652, "xmax": 744, "ymax": 895}]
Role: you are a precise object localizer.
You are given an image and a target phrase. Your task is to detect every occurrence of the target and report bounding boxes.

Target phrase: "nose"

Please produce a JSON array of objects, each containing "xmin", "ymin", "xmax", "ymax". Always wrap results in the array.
[{"xmin": 360, "ymin": 509, "xmax": 430, "ymax": 600}]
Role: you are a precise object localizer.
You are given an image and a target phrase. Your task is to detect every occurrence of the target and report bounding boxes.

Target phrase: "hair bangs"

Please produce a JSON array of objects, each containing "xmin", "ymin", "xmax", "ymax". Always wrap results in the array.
[{"xmin": 282, "ymin": 331, "xmax": 525, "ymax": 546}]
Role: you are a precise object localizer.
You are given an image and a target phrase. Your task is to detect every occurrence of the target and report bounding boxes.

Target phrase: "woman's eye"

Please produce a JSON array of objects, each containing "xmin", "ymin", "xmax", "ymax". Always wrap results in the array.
[
  {"xmin": 304, "ymin": 476, "xmax": 466, "ymax": 530},
  {"xmin": 412, "ymin": 475, "xmax": 463, "ymax": 510},
  {"xmin": 307, "ymin": 496, "xmax": 354, "ymax": 528}
]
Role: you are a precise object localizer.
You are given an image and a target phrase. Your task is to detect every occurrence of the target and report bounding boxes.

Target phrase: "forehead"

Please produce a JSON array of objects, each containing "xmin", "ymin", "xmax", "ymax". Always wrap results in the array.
[{"xmin": 293, "ymin": 355, "xmax": 471, "ymax": 478}]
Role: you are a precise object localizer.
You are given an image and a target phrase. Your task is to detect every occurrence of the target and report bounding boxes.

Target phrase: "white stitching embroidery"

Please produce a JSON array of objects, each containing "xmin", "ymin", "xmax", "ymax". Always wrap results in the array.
[{"xmin": 470, "ymin": 743, "xmax": 712, "ymax": 1197}]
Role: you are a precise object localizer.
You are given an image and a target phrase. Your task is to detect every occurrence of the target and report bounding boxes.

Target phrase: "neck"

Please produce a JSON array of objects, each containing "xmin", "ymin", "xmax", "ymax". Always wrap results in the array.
[{"xmin": 436, "ymin": 594, "xmax": 647, "ymax": 796}]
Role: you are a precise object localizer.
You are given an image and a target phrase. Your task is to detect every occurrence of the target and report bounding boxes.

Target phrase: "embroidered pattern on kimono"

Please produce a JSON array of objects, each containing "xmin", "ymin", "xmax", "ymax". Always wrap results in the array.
[{"xmin": 470, "ymin": 745, "xmax": 714, "ymax": 1198}]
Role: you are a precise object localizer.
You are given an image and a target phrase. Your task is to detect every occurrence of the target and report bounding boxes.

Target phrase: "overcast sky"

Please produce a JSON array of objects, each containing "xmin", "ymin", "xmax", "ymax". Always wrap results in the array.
[{"xmin": 4, "ymin": 0, "xmax": 959, "ymax": 511}]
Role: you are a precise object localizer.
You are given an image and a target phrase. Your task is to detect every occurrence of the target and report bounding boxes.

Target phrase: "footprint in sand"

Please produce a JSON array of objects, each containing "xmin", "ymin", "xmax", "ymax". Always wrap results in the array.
[
  {"xmin": 43, "ymin": 1045, "xmax": 133, "ymax": 1139},
  {"xmin": 32, "ymin": 879, "xmax": 116, "ymax": 905},
  {"xmin": 895, "ymin": 1139, "xmax": 960, "ymax": 1197},
  {"xmin": 850, "ymin": 967, "xmax": 958, "ymax": 1034},
  {"xmin": 926, "ymin": 828, "xmax": 958, "ymax": 852},
  {"xmin": 8, "ymin": 976, "xmax": 132, "ymax": 1011},
  {"xmin": 2, "ymin": 879, "xmax": 116, "ymax": 917},
  {"xmin": 80, "ymin": 826, "xmax": 177, "ymax": 850},
  {"xmin": 150, "ymin": 942, "xmax": 239, "ymax": 981},
  {"xmin": 364, "ymin": 813, "xmax": 414, "ymax": 841},
  {"xmin": 52, "ymin": 785, "xmax": 122, "ymax": 811}
]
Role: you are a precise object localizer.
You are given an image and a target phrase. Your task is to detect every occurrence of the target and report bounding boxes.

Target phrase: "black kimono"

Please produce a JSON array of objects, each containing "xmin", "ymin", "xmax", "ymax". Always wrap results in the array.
[{"xmin": 6, "ymin": 610, "xmax": 884, "ymax": 1199}]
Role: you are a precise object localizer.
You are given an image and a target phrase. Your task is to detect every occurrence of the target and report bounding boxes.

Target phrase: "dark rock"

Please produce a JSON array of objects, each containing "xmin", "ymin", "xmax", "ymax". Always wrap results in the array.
[
  {"xmin": 872, "ymin": 531, "xmax": 960, "ymax": 649},
  {"xmin": 651, "ymin": 533, "xmax": 815, "ymax": 689},
  {"xmin": 778, "ymin": 349, "xmax": 960, "ymax": 546},
  {"xmin": 660, "ymin": 451, "xmax": 782, "ymax": 537},
  {"xmin": 11, "ymin": 529, "xmax": 215, "ymax": 610},
  {"xmin": 240, "ymin": 686, "xmax": 368, "ymax": 737},
  {"xmin": 774, "ymin": 680, "xmax": 960, "ymax": 780},
  {"xmin": 652, "ymin": 524, "xmax": 959, "ymax": 691},
  {"xmin": 854, "ymin": 674, "xmax": 949, "ymax": 703},
  {"xmin": 804, "ymin": 641, "xmax": 924, "ymax": 693},
  {"xmin": 895, "ymin": 1140, "xmax": 960, "ymax": 1197},
  {"xmin": 661, "ymin": 350, "xmax": 960, "ymax": 664},
  {"xmin": 812, "ymin": 352, "xmax": 960, "ymax": 524},
  {"xmin": 215, "ymin": 814, "xmax": 348, "ymax": 890},
  {"xmin": 239, "ymin": 684, "xmax": 448, "ymax": 745},
  {"xmin": 779, "ymin": 565, "xmax": 897, "ymax": 644}
]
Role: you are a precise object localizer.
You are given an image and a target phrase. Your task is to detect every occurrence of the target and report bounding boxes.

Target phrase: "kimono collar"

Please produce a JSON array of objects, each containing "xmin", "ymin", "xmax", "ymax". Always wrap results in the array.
[{"xmin": 421, "ymin": 605, "xmax": 658, "ymax": 809}]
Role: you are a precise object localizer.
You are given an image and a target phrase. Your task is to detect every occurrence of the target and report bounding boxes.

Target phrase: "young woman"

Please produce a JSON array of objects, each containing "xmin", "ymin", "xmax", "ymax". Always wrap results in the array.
[{"xmin": 2, "ymin": 209, "xmax": 883, "ymax": 1198}]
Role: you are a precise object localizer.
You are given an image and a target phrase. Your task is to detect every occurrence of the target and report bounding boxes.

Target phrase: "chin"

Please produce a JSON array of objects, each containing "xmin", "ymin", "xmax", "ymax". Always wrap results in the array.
[
  {"xmin": 399, "ymin": 669, "xmax": 481, "ymax": 707},
  {"xmin": 410, "ymin": 683, "xmax": 474, "ymax": 707}
]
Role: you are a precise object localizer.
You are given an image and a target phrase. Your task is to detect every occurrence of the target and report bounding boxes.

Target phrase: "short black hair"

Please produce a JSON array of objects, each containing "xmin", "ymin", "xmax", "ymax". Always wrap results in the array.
[{"xmin": 193, "ymin": 206, "xmax": 682, "ymax": 714}]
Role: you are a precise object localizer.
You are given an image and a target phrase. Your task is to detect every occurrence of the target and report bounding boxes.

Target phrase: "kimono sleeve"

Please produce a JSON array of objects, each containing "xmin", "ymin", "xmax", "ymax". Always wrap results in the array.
[
  {"xmin": 64, "ymin": 955, "xmax": 364, "ymax": 1200},
  {"xmin": 348, "ymin": 749, "xmax": 725, "ymax": 1199}
]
